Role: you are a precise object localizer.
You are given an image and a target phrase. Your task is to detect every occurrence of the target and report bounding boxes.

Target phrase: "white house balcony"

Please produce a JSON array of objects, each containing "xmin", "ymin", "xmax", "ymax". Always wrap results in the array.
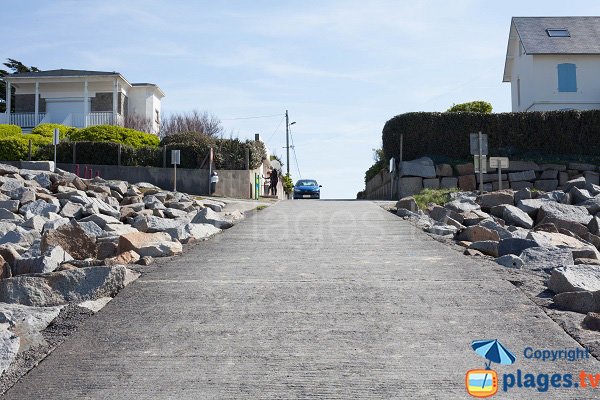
[
  {"xmin": 0, "ymin": 112, "xmax": 125, "ymax": 130},
  {"xmin": 0, "ymin": 112, "xmax": 47, "ymax": 128},
  {"xmin": 70, "ymin": 112, "xmax": 125, "ymax": 128}
]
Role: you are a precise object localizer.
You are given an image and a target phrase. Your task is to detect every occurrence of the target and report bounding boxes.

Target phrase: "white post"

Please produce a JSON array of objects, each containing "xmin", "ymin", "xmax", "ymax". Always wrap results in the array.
[
  {"xmin": 173, "ymin": 164, "xmax": 177, "ymax": 192},
  {"xmin": 83, "ymin": 80, "xmax": 88, "ymax": 127},
  {"xmin": 498, "ymin": 166, "xmax": 502, "ymax": 191},
  {"xmin": 113, "ymin": 77, "xmax": 118, "ymax": 125},
  {"xmin": 6, "ymin": 82, "xmax": 11, "ymax": 120},
  {"xmin": 34, "ymin": 81, "xmax": 39, "ymax": 125},
  {"xmin": 478, "ymin": 131, "xmax": 484, "ymax": 195}
]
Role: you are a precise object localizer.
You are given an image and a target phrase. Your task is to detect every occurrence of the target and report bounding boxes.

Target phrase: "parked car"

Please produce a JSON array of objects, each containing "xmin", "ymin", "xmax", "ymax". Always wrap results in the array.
[{"xmin": 293, "ymin": 179, "xmax": 322, "ymax": 199}]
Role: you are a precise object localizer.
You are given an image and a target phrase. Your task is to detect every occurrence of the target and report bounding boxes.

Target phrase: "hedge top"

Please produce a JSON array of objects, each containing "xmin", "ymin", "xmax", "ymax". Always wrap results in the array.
[{"xmin": 382, "ymin": 110, "xmax": 600, "ymax": 163}]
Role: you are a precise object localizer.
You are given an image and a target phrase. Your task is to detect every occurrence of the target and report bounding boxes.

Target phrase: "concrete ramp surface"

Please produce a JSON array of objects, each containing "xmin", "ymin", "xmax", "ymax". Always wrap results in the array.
[{"xmin": 4, "ymin": 200, "xmax": 599, "ymax": 399}]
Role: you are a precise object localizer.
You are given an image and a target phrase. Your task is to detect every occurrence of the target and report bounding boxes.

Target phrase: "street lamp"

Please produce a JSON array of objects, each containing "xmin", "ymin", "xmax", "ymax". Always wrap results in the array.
[{"xmin": 285, "ymin": 110, "xmax": 296, "ymax": 176}]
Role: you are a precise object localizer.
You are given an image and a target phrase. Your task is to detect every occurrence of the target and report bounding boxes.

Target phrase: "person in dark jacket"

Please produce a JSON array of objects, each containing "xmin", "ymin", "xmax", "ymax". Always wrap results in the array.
[{"xmin": 269, "ymin": 168, "xmax": 279, "ymax": 196}]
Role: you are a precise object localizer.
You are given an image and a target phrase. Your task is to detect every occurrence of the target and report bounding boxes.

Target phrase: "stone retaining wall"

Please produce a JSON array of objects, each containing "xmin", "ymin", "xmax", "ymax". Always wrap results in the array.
[{"xmin": 363, "ymin": 157, "xmax": 600, "ymax": 200}]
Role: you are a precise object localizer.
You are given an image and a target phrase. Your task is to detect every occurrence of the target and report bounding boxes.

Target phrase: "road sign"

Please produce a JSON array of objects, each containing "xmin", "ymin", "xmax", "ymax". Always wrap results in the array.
[
  {"xmin": 389, "ymin": 157, "xmax": 396, "ymax": 173},
  {"xmin": 474, "ymin": 155, "xmax": 487, "ymax": 173},
  {"xmin": 470, "ymin": 133, "xmax": 488, "ymax": 155},
  {"xmin": 53, "ymin": 128, "xmax": 60, "ymax": 145},
  {"xmin": 489, "ymin": 157, "xmax": 509, "ymax": 169},
  {"xmin": 171, "ymin": 150, "xmax": 181, "ymax": 165}
]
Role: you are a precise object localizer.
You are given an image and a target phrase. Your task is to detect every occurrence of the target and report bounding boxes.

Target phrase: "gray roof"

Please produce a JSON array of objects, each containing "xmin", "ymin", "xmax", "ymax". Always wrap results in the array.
[
  {"xmin": 6, "ymin": 69, "xmax": 119, "ymax": 78},
  {"xmin": 513, "ymin": 17, "xmax": 600, "ymax": 54}
]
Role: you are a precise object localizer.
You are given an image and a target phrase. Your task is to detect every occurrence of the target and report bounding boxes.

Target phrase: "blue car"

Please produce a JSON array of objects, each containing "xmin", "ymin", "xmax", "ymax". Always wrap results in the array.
[{"xmin": 293, "ymin": 179, "xmax": 322, "ymax": 199}]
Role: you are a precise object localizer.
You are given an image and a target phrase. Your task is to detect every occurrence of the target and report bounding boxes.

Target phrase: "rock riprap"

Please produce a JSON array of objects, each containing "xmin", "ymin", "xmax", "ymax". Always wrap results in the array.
[
  {"xmin": 0, "ymin": 162, "xmax": 246, "ymax": 378},
  {"xmin": 395, "ymin": 180, "xmax": 600, "ymax": 328}
]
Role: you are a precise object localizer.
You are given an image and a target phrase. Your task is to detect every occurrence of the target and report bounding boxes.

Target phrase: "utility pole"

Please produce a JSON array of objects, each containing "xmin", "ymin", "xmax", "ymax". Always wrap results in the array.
[{"xmin": 285, "ymin": 110, "xmax": 290, "ymax": 176}]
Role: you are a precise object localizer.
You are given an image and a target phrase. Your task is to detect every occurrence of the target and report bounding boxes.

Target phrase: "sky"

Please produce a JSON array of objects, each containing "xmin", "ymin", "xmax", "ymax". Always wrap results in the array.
[{"xmin": 4, "ymin": 0, "xmax": 600, "ymax": 198}]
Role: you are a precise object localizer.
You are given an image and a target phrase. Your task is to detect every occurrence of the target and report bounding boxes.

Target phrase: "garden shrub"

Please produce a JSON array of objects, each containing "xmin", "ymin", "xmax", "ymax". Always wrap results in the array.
[
  {"xmin": 0, "ymin": 136, "xmax": 29, "ymax": 160},
  {"xmin": 27, "ymin": 134, "xmax": 52, "ymax": 147},
  {"xmin": 69, "ymin": 125, "xmax": 159, "ymax": 148},
  {"xmin": 160, "ymin": 131, "xmax": 215, "ymax": 147},
  {"xmin": 22, "ymin": 128, "xmax": 268, "ymax": 170},
  {"xmin": 0, "ymin": 124, "xmax": 22, "ymax": 137},
  {"xmin": 31, "ymin": 123, "xmax": 77, "ymax": 140},
  {"xmin": 245, "ymin": 139, "xmax": 267, "ymax": 169},
  {"xmin": 122, "ymin": 145, "xmax": 162, "ymax": 167},
  {"xmin": 161, "ymin": 132, "xmax": 266, "ymax": 169},
  {"xmin": 447, "ymin": 101, "xmax": 493, "ymax": 113}
]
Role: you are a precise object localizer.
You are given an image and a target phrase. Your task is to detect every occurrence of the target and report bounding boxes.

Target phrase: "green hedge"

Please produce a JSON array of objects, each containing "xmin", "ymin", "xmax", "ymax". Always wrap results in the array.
[
  {"xmin": 0, "ymin": 136, "xmax": 30, "ymax": 160},
  {"xmin": 69, "ymin": 125, "xmax": 159, "ymax": 148},
  {"xmin": 0, "ymin": 124, "xmax": 22, "ymax": 138},
  {"xmin": 382, "ymin": 110, "xmax": 600, "ymax": 162},
  {"xmin": 160, "ymin": 132, "xmax": 267, "ymax": 169},
  {"xmin": 33, "ymin": 139, "xmax": 266, "ymax": 170},
  {"xmin": 31, "ymin": 123, "xmax": 77, "ymax": 140},
  {"xmin": 1, "ymin": 126, "xmax": 267, "ymax": 170},
  {"xmin": 245, "ymin": 139, "xmax": 266, "ymax": 170}
]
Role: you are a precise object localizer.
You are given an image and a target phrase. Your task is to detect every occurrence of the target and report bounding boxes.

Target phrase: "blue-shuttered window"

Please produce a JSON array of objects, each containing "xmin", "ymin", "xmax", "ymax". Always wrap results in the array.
[{"xmin": 558, "ymin": 63, "xmax": 577, "ymax": 92}]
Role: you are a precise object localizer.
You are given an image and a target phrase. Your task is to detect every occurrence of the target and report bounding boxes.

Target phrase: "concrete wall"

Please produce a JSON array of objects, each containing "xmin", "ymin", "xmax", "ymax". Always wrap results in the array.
[
  {"xmin": 57, "ymin": 163, "xmax": 210, "ymax": 195},
  {"xmin": 53, "ymin": 163, "xmax": 267, "ymax": 199},
  {"xmin": 212, "ymin": 169, "xmax": 252, "ymax": 198},
  {"xmin": 3, "ymin": 159, "xmax": 280, "ymax": 199}
]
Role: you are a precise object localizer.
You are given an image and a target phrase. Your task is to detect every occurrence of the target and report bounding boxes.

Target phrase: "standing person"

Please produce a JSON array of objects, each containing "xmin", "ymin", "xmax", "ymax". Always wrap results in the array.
[
  {"xmin": 270, "ymin": 167, "xmax": 279, "ymax": 196},
  {"xmin": 210, "ymin": 171, "xmax": 219, "ymax": 195}
]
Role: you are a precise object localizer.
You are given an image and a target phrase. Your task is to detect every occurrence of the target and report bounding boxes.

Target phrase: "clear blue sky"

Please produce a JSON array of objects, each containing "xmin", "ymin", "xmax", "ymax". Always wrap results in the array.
[{"xmin": 4, "ymin": 1, "xmax": 600, "ymax": 198}]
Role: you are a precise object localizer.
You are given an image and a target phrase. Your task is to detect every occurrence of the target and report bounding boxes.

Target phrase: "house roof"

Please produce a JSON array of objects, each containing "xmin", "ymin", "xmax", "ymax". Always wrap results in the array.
[
  {"xmin": 513, "ymin": 17, "xmax": 600, "ymax": 54},
  {"xmin": 131, "ymin": 83, "xmax": 166, "ymax": 98},
  {"xmin": 6, "ymin": 69, "xmax": 120, "ymax": 78},
  {"xmin": 503, "ymin": 17, "xmax": 600, "ymax": 82},
  {"xmin": 3, "ymin": 68, "xmax": 165, "ymax": 97}
]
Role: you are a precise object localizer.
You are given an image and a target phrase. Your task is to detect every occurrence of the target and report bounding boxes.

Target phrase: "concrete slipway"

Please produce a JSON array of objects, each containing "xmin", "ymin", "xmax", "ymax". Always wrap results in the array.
[{"xmin": 4, "ymin": 201, "xmax": 599, "ymax": 399}]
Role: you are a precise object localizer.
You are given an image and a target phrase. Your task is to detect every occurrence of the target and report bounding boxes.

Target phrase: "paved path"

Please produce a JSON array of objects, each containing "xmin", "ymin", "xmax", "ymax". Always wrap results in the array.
[{"xmin": 4, "ymin": 201, "xmax": 600, "ymax": 399}]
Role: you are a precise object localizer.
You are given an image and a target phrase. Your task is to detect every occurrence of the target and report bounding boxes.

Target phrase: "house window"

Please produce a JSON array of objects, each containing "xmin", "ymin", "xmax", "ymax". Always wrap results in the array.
[
  {"xmin": 517, "ymin": 78, "xmax": 521, "ymax": 107},
  {"xmin": 546, "ymin": 28, "xmax": 570, "ymax": 37},
  {"xmin": 557, "ymin": 63, "xmax": 577, "ymax": 92},
  {"xmin": 155, "ymin": 109, "xmax": 160, "ymax": 124}
]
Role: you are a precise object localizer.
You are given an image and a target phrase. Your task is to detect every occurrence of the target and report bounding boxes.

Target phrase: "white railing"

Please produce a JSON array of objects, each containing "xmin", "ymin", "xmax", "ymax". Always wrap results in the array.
[
  {"xmin": 62, "ymin": 114, "xmax": 72, "ymax": 127},
  {"xmin": 66, "ymin": 112, "xmax": 123, "ymax": 128},
  {"xmin": 2, "ymin": 113, "xmax": 47, "ymax": 127},
  {"xmin": 39, "ymin": 113, "xmax": 51, "ymax": 124},
  {"xmin": 70, "ymin": 113, "xmax": 85, "ymax": 127},
  {"xmin": 87, "ymin": 112, "xmax": 115, "ymax": 126}
]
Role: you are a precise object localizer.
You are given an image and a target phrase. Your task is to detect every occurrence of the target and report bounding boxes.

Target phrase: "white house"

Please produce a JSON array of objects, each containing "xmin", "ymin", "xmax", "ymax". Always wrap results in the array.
[
  {"xmin": 1, "ymin": 69, "xmax": 165, "ymax": 133},
  {"xmin": 503, "ymin": 17, "xmax": 600, "ymax": 112}
]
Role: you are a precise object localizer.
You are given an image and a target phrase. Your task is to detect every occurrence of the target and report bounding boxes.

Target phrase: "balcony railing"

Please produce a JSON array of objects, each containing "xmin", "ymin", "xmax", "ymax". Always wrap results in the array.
[
  {"xmin": 69, "ymin": 112, "xmax": 124, "ymax": 128},
  {"xmin": 0, "ymin": 113, "xmax": 47, "ymax": 128},
  {"xmin": 1, "ymin": 112, "xmax": 124, "ymax": 129}
]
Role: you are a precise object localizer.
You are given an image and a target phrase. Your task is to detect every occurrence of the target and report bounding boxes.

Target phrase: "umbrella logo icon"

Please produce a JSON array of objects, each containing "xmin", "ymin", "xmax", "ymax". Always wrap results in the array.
[{"xmin": 466, "ymin": 339, "xmax": 516, "ymax": 398}]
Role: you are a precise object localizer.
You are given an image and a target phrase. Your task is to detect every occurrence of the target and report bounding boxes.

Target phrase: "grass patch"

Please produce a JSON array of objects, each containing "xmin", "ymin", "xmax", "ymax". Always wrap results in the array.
[
  {"xmin": 256, "ymin": 205, "xmax": 268, "ymax": 211},
  {"xmin": 413, "ymin": 188, "xmax": 458, "ymax": 210}
]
